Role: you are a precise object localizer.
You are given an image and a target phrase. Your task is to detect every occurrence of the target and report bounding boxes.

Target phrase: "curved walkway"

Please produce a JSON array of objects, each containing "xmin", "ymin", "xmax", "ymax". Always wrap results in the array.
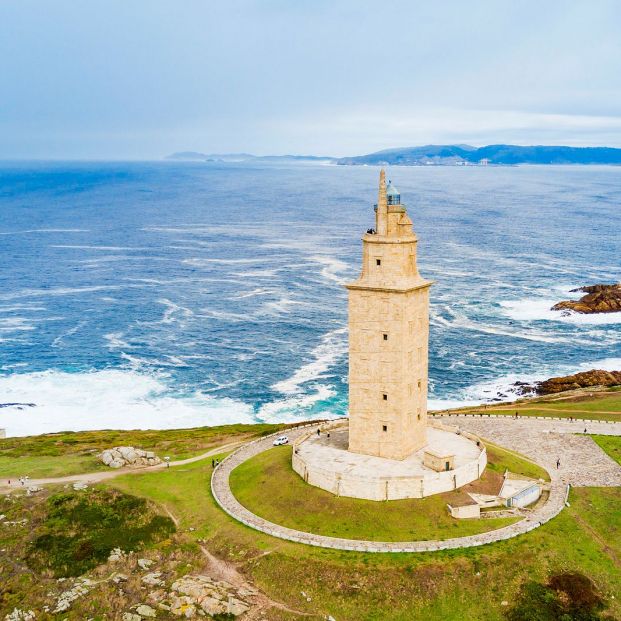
[{"xmin": 211, "ymin": 419, "xmax": 621, "ymax": 553}]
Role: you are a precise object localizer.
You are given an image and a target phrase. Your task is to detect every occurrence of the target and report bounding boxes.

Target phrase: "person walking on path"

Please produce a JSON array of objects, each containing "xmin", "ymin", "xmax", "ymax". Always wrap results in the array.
[{"xmin": 556, "ymin": 458, "xmax": 561, "ymax": 470}]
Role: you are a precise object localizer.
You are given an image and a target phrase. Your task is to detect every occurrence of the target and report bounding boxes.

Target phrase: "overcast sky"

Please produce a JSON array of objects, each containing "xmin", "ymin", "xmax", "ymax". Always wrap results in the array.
[{"xmin": 1, "ymin": 0, "xmax": 620, "ymax": 159}]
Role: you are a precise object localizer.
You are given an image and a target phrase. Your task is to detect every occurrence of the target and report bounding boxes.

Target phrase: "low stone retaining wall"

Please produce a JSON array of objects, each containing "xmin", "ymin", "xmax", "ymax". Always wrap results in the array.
[
  {"xmin": 432, "ymin": 413, "xmax": 618, "ymax": 425},
  {"xmin": 211, "ymin": 420, "xmax": 567, "ymax": 553},
  {"xmin": 292, "ymin": 420, "xmax": 487, "ymax": 500}
]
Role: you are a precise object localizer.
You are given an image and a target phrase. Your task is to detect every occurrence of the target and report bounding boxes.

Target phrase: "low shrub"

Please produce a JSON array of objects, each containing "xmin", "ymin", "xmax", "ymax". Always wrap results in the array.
[{"xmin": 27, "ymin": 489, "xmax": 175, "ymax": 577}]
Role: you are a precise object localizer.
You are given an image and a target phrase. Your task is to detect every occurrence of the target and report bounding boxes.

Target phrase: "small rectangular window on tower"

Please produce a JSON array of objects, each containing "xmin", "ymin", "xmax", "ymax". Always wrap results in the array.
[
  {"xmin": 382, "ymin": 425, "xmax": 388, "ymax": 432},
  {"xmin": 382, "ymin": 393, "xmax": 388, "ymax": 401},
  {"xmin": 376, "ymin": 258, "xmax": 381, "ymax": 266},
  {"xmin": 383, "ymin": 333, "xmax": 388, "ymax": 341}
]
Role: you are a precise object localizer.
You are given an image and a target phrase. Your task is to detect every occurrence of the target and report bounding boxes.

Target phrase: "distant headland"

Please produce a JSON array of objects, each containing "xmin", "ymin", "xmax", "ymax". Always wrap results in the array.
[{"xmin": 166, "ymin": 144, "xmax": 621, "ymax": 166}]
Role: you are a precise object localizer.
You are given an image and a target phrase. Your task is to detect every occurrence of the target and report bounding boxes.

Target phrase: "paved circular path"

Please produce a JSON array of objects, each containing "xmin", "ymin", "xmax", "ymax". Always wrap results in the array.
[{"xmin": 211, "ymin": 418, "xmax": 621, "ymax": 552}]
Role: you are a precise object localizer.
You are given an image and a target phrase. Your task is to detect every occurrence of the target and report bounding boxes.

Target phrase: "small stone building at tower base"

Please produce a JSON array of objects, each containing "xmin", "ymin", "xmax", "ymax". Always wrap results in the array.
[{"xmin": 292, "ymin": 419, "xmax": 487, "ymax": 502}]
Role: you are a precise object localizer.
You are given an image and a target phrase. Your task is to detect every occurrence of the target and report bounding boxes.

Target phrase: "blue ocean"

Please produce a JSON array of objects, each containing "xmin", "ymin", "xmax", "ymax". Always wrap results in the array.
[{"xmin": 1, "ymin": 161, "xmax": 620, "ymax": 436}]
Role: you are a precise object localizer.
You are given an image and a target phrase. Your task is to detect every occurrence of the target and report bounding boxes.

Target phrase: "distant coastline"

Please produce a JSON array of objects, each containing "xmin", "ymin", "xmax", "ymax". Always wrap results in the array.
[{"xmin": 166, "ymin": 144, "xmax": 621, "ymax": 166}]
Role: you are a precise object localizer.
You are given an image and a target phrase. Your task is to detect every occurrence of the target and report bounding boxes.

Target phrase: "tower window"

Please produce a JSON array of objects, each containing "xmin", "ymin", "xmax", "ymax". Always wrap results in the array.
[
  {"xmin": 383, "ymin": 333, "xmax": 388, "ymax": 341},
  {"xmin": 376, "ymin": 259, "xmax": 381, "ymax": 266},
  {"xmin": 382, "ymin": 393, "xmax": 388, "ymax": 401},
  {"xmin": 382, "ymin": 425, "xmax": 388, "ymax": 432}
]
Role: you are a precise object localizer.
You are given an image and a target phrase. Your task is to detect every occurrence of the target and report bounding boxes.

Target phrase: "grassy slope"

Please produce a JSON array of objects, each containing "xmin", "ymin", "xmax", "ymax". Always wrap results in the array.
[
  {"xmin": 0, "ymin": 423, "xmax": 286, "ymax": 479},
  {"xmin": 449, "ymin": 390, "xmax": 621, "ymax": 422},
  {"xmin": 227, "ymin": 443, "xmax": 553, "ymax": 541},
  {"xmin": 592, "ymin": 435, "xmax": 621, "ymax": 466},
  {"xmin": 111, "ymin": 456, "xmax": 621, "ymax": 621}
]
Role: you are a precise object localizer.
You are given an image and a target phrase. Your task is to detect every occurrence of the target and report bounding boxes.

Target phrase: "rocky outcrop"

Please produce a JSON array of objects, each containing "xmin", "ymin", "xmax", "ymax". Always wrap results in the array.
[
  {"xmin": 165, "ymin": 575, "xmax": 255, "ymax": 617},
  {"xmin": 100, "ymin": 447, "xmax": 161, "ymax": 469},
  {"xmin": 516, "ymin": 369, "xmax": 621, "ymax": 396},
  {"xmin": 552, "ymin": 284, "xmax": 621, "ymax": 314}
]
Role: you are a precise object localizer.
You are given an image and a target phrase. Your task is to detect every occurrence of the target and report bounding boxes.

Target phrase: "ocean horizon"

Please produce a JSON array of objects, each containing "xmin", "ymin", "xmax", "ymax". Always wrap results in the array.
[{"xmin": 1, "ymin": 160, "xmax": 620, "ymax": 437}]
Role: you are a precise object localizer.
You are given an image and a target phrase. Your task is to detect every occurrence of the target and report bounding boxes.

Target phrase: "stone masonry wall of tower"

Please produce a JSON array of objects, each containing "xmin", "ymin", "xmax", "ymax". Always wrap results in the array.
[{"xmin": 346, "ymin": 170, "xmax": 433, "ymax": 460}]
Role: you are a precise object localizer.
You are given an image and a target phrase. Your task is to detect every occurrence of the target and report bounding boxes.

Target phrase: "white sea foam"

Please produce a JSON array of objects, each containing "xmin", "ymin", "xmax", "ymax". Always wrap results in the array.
[
  {"xmin": 0, "ymin": 285, "xmax": 124, "ymax": 301},
  {"xmin": 51, "ymin": 245, "xmax": 152, "ymax": 251},
  {"xmin": 104, "ymin": 332, "xmax": 132, "ymax": 350},
  {"xmin": 257, "ymin": 384, "xmax": 337, "ymax": 423},
  {"xmin": 272, "ymin": 327, "xmax": 347, "ymax": 395},
  {"xmin": 231, "ymin": 288, "xmax": 275, "ymax": 299},
  {"xmin": 0, "ymin": 229, "xmax": 90, "ymax": 235},
  {"xmin": 428, "ymin": 398, "xmax": 480, "ymax": 411},
  {"xmin": 51, "ymin": 320, "xmax": 88, "ymax": 348},
  {"xmin": 0, "ymin": 305, "xmax": 47, "ymax": 313},
  {"xmin": 260, "ymin": 297, "xmax": 307, "ymax": 316},
  {"xmin": 461, "ymin": 356, "xmax": 621, "ymax": 404},
  {"xmin": 500, "ymin": 299, "xmax": 621, "ymax": 325},
  {"xmin": 257, "ymin": 327, "xmax": 348, "ymax": 421},
  {"xmin": 310, "ymin": 255, "xmax": 350, "ymax": 285},
  {"xmin": 435, "ymin": 306, "xmax": 571, "ymax": 343},
  {"xmin": 0, "ymin": 317, "xmax": 35, "ymax": 332},
  {"xmin": 0, "ymin": 369, "xmax": 255, "ymax": 437}
]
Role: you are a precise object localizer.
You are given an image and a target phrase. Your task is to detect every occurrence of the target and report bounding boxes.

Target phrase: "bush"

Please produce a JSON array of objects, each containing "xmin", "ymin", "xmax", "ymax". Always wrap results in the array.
[
  {"xmin": 27, "ymin": 489, "xmax": 175, "ymax": 577},
  {"xmin": 506, "ymin": 572, "xmax": 606, "ymax": 621}
]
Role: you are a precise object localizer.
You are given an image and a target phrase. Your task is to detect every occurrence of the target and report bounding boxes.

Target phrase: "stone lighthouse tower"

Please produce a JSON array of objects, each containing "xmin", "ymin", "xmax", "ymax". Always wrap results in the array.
[{"xmin": 346, "ymin": 170, "xmax": 432, "ymax": 460}]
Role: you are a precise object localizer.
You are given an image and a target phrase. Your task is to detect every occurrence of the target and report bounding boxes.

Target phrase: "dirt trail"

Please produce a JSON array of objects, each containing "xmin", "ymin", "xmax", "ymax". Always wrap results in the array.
[
  {"xmin": 0, "ymin": 441, "xmax": 242, "ymax": 495},
  {"xmin": 165, "ymin": 502, "xmax": 316, "ymax": 619}
]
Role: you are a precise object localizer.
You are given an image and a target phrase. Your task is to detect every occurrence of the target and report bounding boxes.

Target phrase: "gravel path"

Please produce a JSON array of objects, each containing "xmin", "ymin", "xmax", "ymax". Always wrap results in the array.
[{"xmin": 211, "ymin": 419, "xmax": 621, "ymax": 553}]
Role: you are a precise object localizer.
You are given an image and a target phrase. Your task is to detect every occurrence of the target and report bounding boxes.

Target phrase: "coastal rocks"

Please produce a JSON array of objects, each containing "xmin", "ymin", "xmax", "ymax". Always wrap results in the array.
[
  {"xmin": 516, "ymin": 369, "xmax": 621, "ymax": 396},
  {"xmin": 552, "ymin": 283, "xmax": 621, "ymax": 314},
  {"xmin": 100, "ymin": 447, "xmax": 162, "ymax": 469}
]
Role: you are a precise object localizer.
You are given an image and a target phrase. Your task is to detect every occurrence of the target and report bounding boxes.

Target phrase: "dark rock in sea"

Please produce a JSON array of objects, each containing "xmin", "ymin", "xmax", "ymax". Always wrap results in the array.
[
  {"xmin": 0, "ymin": 402, "xmax": 36, "ymax": 408},
  {"xmin": 551, "ymin": 283, "xmax": 621, "ymax": 314},
  {"xmin": 518, "ymin": 369, "xmax": 621, "ymax": 396}
]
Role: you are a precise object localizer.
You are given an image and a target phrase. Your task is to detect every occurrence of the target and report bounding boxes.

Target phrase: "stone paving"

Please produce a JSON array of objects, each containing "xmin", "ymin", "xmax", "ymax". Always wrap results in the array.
[
  {"xmin": 437, "ymin": 415, "xmax": 621, "ymax": 488},
  {"xmin": 211, "ymin": 418, "xmax": 621, "ymax": 552}
]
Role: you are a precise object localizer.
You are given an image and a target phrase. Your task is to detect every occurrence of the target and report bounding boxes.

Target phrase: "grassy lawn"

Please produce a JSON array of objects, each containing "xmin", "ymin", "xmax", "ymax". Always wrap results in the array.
[
  {"xmin": 0, "ymin": 453, "xmax": 108, "ymax": 480},
  {"xmin": 226, "ymin": 443, "xmax": 551, "ymax": 542},
  {"xmin": 108, "ymin": 454, "xmax": 621, "ymax": 621},
  {"xmin": 0, "ymin": 423, "xmax": 286, "ymax": 479},
  {"xmin": 447, "ymin": 390, "xmax": 621, "ymax": 422},
  {"xmin": 592, "ymin": 435, "xmax": 621, "ymax": 466}
]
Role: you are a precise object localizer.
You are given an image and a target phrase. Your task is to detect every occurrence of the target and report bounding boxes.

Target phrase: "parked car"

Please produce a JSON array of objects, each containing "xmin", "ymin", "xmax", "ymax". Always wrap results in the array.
[{"xmin": 273, "ymin": 435, "xmax": 289, "ymax": 446}]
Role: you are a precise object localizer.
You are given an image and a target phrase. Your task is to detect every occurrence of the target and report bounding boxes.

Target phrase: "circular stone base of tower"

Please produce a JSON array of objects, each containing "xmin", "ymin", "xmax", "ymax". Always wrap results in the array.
[{"xmin": 292, "ymin": 421, "xmax": 487, "ymax": 501}]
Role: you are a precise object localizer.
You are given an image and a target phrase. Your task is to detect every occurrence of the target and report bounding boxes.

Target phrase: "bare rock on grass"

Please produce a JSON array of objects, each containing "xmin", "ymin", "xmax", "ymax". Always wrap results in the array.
[
  {"xmin": 170, "ymin": 575, "xmax": 252, "ymax": 617},
  {"xmin": 142, "ymin": 572, "xmax": 165, "ymax": 587},
  {"xmin": 4, "ymin": 610, "xmax": 35, "ymax": 621},
  {"xmin": 135, "ymin": 604, "xmax": 157, "ymax": 618},
  {"xmin": 138, "ymin": 558, "xmax": 154, "ymax": 570},
  {"xmin": 100, "ymin": 447, "xmax": 162, "ymax": 469}
]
